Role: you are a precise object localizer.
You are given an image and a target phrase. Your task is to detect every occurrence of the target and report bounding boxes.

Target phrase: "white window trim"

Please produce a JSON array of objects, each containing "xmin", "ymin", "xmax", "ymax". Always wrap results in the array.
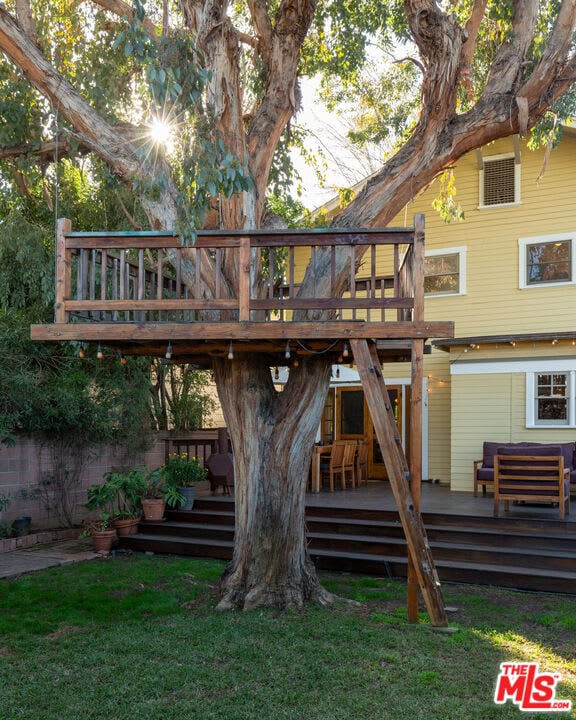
[
  {"xmin": 478, "ymin": 152, "xmax": 521, "ymax": 209},
  {"xmin": 424, "ymin": 246, "xmax": 467, "ymax": 297},
  {"xmin": 518, "ymin": 233, "xmax": 576, "ymax": 289},
  {"xmin": 525, "ymin": 370, "xmax": 576, "ymax": 428}
]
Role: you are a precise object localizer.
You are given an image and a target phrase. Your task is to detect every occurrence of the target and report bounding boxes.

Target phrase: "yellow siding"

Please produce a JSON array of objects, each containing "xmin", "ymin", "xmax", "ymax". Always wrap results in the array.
[
  {"xmin": 391, "ymin": 135, "xmax": 576, "ymax": 337},
  {"xmin": 451, "ymin": 373, "xmax": 513, "ymax": 491},
  {"xmin": 424, "ymin": 352, "xmax": 452, "ymax": 483}
]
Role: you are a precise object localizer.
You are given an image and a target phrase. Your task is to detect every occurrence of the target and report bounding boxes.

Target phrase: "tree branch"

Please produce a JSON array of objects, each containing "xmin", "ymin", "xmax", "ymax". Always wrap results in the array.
[
  {"xmin": 247, "ymin": 0, "xmax": 317, "ymax": 206},
  {"xmin": 518, "ymin": 0, "xmax": 576, "ymax": 104},
  {"xmin": 89, "ymin": 0, "xmax": 158, "ymax": 35},
  {"xmin": 460, "ymin": 0, "xmax": 488, "ymax": 97},
  {"xmin": 403, "ymin": 0, "xmax": 466, "ymax": 124},
  {"xmin": 247, "ymin": 0, "xmax": 272, "ymax": 63},
  {"xmin": 14, "ymin": 0, "xmax": 37, "ymax": 43},
  {"xmin": 0, "ymin": 8, "xmax": 139, "ymax": 177},
  {"xmin": 0, "ymin": 139, "xmax": 70, "ymax": 161},
  {"xmin": 0, "ymin": 6, "xmax": 180, "ymax": 229}
]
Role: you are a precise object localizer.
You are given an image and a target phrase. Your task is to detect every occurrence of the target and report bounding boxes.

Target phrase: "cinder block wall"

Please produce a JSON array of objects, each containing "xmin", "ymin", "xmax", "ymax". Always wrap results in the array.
[{"xmin": 0, "ymin": 436, "xmax": 165, "ymax": 531}]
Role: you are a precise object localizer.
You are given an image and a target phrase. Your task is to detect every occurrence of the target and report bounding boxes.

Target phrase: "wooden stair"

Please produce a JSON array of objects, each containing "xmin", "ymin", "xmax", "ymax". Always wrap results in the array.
[{"xmin": 120, "ymin": 498, "xmax": 576, "ymax": 595}]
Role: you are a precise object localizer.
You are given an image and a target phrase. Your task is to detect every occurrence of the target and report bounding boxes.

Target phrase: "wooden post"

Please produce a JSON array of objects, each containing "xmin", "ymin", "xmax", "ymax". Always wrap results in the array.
[
  {"xmin": 407, "ymin": 338, "xmax": 424, "ymax": 622},
  {"xmin": 351, "ymin": 339, "xmax": 447, "ymax": 627},
  {"xmin": 217, "ymin": 427, "xmax": 229, "ymax": 453},
  {"xmin": 239, "ymin": 236, "xmax": 250, "ymax": 322},
  {"xmin": 412, "ymin": 214, "xmax": 425, "ymax": 323},
  {"xmin": 55, "ymin": 218, "xmax": 72, "ymax": 323}
]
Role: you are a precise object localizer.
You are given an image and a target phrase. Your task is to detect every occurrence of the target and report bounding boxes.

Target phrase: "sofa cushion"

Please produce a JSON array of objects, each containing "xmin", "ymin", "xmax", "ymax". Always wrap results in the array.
[
  {"xmin": 496, "ymin": 444, "xmax": 562, "ymax": 458},
  {"xmin": 482, "ymin": 440, "xmax": 576, "ymax": 472}
]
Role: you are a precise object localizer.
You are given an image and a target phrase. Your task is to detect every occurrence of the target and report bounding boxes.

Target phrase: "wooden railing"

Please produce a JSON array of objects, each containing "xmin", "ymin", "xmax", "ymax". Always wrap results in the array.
[
  {"xmin": 163, "ymin": 429, "xmax": 231, "ymax": 466},
  {"xmin": 54, "ymin": 216, "xmax": 424, "ymax": 327}
]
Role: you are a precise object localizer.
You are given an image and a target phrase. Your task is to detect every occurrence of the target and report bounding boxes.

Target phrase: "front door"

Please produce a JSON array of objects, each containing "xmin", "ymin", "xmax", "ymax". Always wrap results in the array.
[{"xmin": 336, "ymin": 386, "xmax": 408, "ymax": 479}]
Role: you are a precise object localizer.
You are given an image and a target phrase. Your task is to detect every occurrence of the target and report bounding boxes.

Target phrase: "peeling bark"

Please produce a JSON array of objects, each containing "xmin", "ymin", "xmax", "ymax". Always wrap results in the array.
[{"xmin": 213, "ymin": 354, "xmax": 335, "ymax": 610}]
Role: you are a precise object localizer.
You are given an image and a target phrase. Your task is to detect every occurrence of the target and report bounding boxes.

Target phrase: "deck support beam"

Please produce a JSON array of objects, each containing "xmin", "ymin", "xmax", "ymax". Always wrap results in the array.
[{"xmin": 351, "ymin": 338, "xmax": 448, "ymax": 628}]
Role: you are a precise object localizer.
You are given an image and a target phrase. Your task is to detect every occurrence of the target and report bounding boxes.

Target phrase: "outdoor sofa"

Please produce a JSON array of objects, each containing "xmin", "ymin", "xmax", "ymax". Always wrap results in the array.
[
  {"xmin": 473, "ymin": 441, "xmax": 576, "ymax": 497},
  {"xmin": 493, "ymin": 446, "xmax": 571, "ymax": 519}
]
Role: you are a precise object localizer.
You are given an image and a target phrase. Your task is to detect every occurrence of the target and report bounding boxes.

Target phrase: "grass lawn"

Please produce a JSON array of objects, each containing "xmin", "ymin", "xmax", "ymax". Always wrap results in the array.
[{"xmin": 0, "ymin": 555, "xmax": 575, "ymax": 720}]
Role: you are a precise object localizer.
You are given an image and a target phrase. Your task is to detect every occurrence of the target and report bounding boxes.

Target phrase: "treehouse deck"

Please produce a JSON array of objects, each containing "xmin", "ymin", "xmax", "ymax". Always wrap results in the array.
[
  {"xmin": 30, "ymin": 215, "xmax": 455, "ymax": 626},
  {"xmin": 30, "ymin": 215, "xmax": 453, "ymax": 365}
]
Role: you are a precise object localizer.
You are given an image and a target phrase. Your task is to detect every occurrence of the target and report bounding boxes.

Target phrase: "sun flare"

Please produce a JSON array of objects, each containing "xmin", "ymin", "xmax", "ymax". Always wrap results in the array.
[{"xmin": 149, "ymin": 117, "xmax": 173, "ymax": 146}]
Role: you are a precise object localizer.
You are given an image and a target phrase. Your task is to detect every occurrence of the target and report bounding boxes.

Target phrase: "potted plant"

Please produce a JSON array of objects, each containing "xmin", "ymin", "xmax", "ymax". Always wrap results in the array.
[
  {"xmin": 82, "ymin": 513, "xmax": 117, "ymax": 556},
  {"xmin": 85, "ymin": 469, "xmax": 146, "ymax": 536},
  {"xmin": 161, "ymin": 453, "xmax": 207, "ymax": 511},
  {"xmin": 139, "ymin": 468, "xmax": 184, "ymax": 521}
]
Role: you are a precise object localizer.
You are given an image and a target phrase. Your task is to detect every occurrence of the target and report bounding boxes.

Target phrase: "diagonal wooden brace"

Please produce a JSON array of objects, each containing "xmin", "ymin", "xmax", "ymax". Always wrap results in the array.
[{"xmin": 351, "ymin": 338, "xmax": 448, "ymax": 627}]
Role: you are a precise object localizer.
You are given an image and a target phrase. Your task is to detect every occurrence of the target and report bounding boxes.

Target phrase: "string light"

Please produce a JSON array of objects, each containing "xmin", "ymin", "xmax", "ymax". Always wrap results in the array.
[
  {"xmin": 284, "ymin": 341, "xmax": 291, "ymax": 360},
  {"xmin": 227, "ymin": 341, "xmax": 234, "ymax": 360},
  {"xmin": 293, "ymin": 357, "xmax": 299, "ymax": 368},
  {"xmin": 343, "ymin": 342, "xmax": 349, "ymax": 358},
  {"xmin": 78, "ymin": 346, "xmax": 85, "ymax": 359},
  {"xmin": 165, "ymin": 342, "xmax": 172, "ymax": 360},
  {"xmin": 120, "ymin": 354, "xmax": 127, "ymax": 365},
  {"xmin": 96, "ymin": 344, "xmax": 103, "ymax": 360}
]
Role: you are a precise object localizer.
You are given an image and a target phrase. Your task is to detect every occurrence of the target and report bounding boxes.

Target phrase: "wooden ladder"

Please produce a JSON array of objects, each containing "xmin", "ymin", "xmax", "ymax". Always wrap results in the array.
[{"xmin": 351, "ymin": 339, "xmax": 448, "ymax": 627}]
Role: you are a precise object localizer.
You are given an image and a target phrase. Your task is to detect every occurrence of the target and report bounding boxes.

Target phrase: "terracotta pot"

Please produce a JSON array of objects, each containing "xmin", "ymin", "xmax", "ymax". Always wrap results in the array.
[
  {"xmin": 141, "ymin": 498, "xmax": 166, "ymax": 521},
  {"xmin": 91, "ymin": 528, "xmax": 117, "ymax": 556},
  {"xmin": 112, "ymin": 517, "xmax": 141, "ymax": 536}
]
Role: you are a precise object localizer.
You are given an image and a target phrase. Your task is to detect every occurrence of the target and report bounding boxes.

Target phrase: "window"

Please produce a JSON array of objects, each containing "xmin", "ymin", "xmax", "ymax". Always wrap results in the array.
[
  {"xmin": 424, "ymin": 247, "xmax": 466, "ymax": 296},
  {"xmin": 519, "ymin": 234, "xmax": 575, "ymax": 288},
  {"xmin": 526, "ymin": 371, "xmax": 576, "ymax": 427},
  {"xmin": 479, "ymin": 153, "xmax": 520, "ymax": 207}
]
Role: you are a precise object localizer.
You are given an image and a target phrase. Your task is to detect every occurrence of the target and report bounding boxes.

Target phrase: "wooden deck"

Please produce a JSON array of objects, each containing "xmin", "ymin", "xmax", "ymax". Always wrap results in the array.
[{"xmin": 121, "ymin": 481, "xmax": 576, "ymax": 595}]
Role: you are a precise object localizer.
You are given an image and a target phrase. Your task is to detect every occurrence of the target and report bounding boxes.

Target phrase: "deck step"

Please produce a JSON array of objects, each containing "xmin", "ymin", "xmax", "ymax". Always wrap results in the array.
[
  {"xmin": 118, "ymin": 499, "xmax": 576, "ymax": 595},
  {"xmin": 308, "ymin": 550, "xmax": 576, "ymax": 594}
]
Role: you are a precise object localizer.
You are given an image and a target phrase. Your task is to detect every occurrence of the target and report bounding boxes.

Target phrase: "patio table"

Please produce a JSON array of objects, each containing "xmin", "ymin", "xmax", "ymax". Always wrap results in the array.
[{"xmin": 310, "ymin": 445, "xmax": 332, "ymax": 493}]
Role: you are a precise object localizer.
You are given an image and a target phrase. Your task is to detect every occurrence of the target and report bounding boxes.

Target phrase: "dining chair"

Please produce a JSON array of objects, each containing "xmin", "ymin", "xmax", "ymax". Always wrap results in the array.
[
  {"xmin": 320, "ymin": 440, "xmax": 346, "ymax": 492},
  {"xmin": 356, "ymin": 440, "xmax": 369, "ymax": 486},
  {"xmin": 342, "ymin": 441, "xmax": 357, "ymax": 489}
]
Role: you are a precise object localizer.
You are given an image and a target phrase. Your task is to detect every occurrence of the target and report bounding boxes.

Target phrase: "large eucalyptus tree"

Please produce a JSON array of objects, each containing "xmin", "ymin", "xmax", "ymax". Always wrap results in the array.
[{"xmin": 1, "ymin": 0, "xmax": 575, "ymax": 609}]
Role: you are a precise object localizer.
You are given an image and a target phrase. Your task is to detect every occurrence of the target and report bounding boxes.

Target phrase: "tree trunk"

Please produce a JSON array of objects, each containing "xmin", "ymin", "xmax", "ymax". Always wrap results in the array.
[{"xmin": 212, "ymin": 353, "xmax": 335, "ymax": 610}]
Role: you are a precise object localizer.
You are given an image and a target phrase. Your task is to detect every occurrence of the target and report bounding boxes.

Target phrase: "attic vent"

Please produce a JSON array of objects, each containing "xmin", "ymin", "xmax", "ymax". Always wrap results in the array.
[{"xmin": 482, "ymin": 156, "xmax": 517, "ymax": 206}]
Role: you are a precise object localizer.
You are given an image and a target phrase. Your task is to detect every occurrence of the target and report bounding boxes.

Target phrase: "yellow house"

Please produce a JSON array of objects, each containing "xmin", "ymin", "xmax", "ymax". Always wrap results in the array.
[{"xmin": 321, "ymin": 130, "xmax": 576, "ymax": 491}]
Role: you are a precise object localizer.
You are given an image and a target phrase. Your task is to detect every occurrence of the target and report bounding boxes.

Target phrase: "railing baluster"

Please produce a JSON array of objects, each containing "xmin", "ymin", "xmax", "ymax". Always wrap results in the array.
[
  {"xmin": 350, "ymin": 246, "xmax": 356, "ymax": 321},
  {"xmin": 175, "ymin": 248, "xmax": 182, "ymax": 322},
  {"xmin": 100, "ymin": 250, "xmax": 107, "ymax": 321},
  {"xmin": 112, "ymin": 257, "xmax": 119, "ymax": 322},
  {"xmin": 138, "ymin": 249, "xmax": 145, "ymax": 322}
]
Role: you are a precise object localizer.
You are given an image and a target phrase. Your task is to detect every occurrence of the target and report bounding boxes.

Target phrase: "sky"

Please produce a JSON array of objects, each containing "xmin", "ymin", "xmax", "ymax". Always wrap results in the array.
[{"xmin": 290, "ymin": 77, "xmax": 373, "ymax": 212}]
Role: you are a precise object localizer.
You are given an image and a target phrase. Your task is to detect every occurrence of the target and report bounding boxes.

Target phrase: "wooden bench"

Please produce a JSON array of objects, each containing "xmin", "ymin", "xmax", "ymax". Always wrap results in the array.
[{"xmin": 494, "ymin": 454, "xmax": 570, "ymax": 519}]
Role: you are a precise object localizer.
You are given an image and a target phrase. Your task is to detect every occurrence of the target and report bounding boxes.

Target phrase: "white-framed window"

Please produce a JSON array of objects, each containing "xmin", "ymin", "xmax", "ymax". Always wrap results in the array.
[
  {"xmin": 518, "ymin": 233, "xmax": 575, "ymax": 288},
  {"xmin": 526, "ymin": 371, "xmax": 576, "ymax": 427},
  {"xmin": 479, "ymin": 153, "xmax": 521, "ymax": 208},
  {"xmin": 424, "ymin": 247, "xmax": 467, "ymax": 296}
]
